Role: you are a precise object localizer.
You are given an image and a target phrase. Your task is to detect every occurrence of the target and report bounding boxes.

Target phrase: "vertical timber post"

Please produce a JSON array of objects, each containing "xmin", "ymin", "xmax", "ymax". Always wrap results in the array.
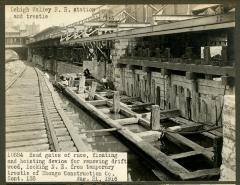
[
  {"xmin": 78, "ymin": 75, "xmax": 86, "ymax": 94},
  {"xmin": 203, "ymin": 46, "xmax": 211, "ymax": 65},
  {"xmin": 186, "ymin": 72, "xmax": 198, "ymax": 121},
  {"xmin": 221, "ymin": 46, "xmax": 228, "ymax": 66},
  {"xmin": 143, "ymin": 67, "xmax": 151, "ymax": 102},
  {"xmin": 69, "ymin": 76, "xmax": 74, "ymax": 87},
  {"xmin": 170, "ymin": 85, "xmax": 177, "ymax": 109},
  {"xmin": 112, "ymin": 91, "xmax": 120, "ymax": 113},
  {"xmin": 89, "ymin": 81, "xmax": 97, "ymax": 100},
  {"xmin": 213, "ymin": 137, "xmax": 223, "ymax": 168},
  {"xmin": 150, "ymin": 105, "xmax": 161, "ymax": 131}
]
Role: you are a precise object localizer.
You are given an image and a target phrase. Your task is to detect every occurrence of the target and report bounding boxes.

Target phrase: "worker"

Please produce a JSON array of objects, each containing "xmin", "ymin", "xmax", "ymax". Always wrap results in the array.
[
  {"xmin": 44, "ymin": 72, "xmax": 49, "ymax": 79},
  {"xmin": 83, "ymin": 68, "xmax": 91, "ymax": 78},
  {"xmin": 61, "ymin": 76, "xmax": 69, "ymax": 86},
  {"xmin": 101, "ymin": 75, "xmax": 108, "ymax": 89}
]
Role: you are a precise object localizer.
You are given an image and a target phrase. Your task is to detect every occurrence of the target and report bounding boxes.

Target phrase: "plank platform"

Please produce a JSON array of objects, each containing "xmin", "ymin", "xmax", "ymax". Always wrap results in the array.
[{"xmin": 6, "ymin": 64, "xmax": 90, "ymax": 152}]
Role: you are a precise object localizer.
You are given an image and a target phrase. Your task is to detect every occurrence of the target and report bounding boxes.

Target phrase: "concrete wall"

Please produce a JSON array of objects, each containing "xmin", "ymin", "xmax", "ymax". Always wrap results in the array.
[
  {"xmin": 32, "ymin": 54, "xmax": 83, "ymax": 74},
  {"xmin": 220, "ymin": 95, "xmax": 236, "ymax": 181},
  {"xmin": 56, "ymin": 62, "xmax": 82, "ymax": 75},
  {"xmin": 83, "ymin": 60, "xmax": 105, "ymax": 81}
]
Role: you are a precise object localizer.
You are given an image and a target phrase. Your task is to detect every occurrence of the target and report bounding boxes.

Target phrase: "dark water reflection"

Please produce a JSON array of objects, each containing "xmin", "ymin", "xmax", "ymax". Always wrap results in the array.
[{"xmin": 57, "ymin": 92, "xmax": 159, "ymax": 181}]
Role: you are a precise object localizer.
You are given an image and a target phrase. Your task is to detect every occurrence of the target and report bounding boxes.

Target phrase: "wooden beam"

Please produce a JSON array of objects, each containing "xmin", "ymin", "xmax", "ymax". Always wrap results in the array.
[
  {"xmin": 153, "ymin": 15, "xmax": 203, "ymax": 21},
  {"xmin": 169, "ymin": 150, "xmax": 202, "ymax": 160},
  {"xmin": 180, "ymin": 168, "xmax": 220, "ymax": 180},
  {"xmin": 142, "ymin": 67, "xmax": 151, "ymax": 72},
  {"xmin": 150, "ymin": 105, "xmax": 161, "ymax": 131},
  {"xmin": 79, "ymin": 128, "xmax": 120, "ymax": 134},
  {"xmin": 167, "ymin": 123, "xmax": 203, "ymax": 133},
  {"xmin": 111, "ymin": 91, "xmax": 120, "ymax": 113},
  {"xmin": 221, "ymin": 76, "xmax": 234, "ymax": 86},
  {"xmin": 120, "ymin": 96, "xmax": 140, "ymax": 102},
  {"xmin": 203, "ymin": 46, "xmax": 211, "ymax": 65},
  {"xmin": 160, "ymin": 109, "xmax": 180, "ymax": 118},
  {"xmin": 88, "ymin": 81, "xmax": 97, "ymax": 100},
  {"xmin": 186, "ymin": 72, "xmax": 196, "ymax": 80},
  {"xmin": 205, "ymin": 74, "xmax": 213, "ymax": 80},
  {"xmin": 118, "ymin": 58, "xmax": 235, "ymax": 76},
  {"xmin": 115, "ymin": 117, "xmax": 139, "ymax": 125},
  {"xmin": 98, "ymin": 108, "xmax": 110, "ymax": 114},
  {"xmin": 126, "ymin": 64, "xmax": 136, "ymax": 70},
  {"xmin": 137, "ymin": 131, "xmax": 161, "ymax": 142},
  {"xmin": 62, "ymin": 13, "xmax": 234, "ymax": 44},
  {"xmin": 131, "ymin": 102, "xmax": 154, "ymax": 109},
  {"xmin": 161, "ymin": 68, "xmax": 170, "ymax": 76},
  {"xmin": 118, "ymin": 23, "xmax": 151, "ymax": 28},
  {"xmin": 165, "ymin": 132, "xmax": 214, "ymax": 161},
  {"xmin": 88, "ymin": 100, "xmax": 107, "ymax": 106},
  {"xmin": 78, "ymin": 75, "xmax": 85, "ymax": 94},
  {"xmin": 116, "ymin": 63, "xmax": 126, "ymax": 68}
]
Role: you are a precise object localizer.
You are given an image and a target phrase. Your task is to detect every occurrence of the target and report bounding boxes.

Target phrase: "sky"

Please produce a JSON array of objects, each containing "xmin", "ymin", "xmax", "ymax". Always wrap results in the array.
[{"xmin": 5, "ymin": 5, "xmax": 100, "ymax": 31}]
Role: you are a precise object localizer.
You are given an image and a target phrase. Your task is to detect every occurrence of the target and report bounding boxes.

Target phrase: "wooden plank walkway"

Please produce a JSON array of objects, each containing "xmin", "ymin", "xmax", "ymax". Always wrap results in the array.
[{"xmin": 6, "ymin": 65, "xmax": 89, "ymax": 152}]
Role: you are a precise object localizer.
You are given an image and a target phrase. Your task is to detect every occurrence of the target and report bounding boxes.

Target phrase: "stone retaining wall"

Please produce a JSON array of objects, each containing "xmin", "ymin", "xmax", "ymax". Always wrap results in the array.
[{"xmin": 219, "ymin": 95, "xmax": 236, "ymax": 181}]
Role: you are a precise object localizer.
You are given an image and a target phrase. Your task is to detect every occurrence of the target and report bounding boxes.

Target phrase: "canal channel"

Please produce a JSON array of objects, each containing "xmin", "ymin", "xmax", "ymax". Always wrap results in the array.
[{"xmin": 56, "ymin": 90, "xmax": 161, "ymax": 181}]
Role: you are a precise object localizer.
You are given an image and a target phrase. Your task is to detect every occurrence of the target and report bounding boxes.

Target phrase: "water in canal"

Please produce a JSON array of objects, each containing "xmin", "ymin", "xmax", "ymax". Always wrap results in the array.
[{"xmin": 56, "ymin": 92, "xmax": 160, "ymax": 181}]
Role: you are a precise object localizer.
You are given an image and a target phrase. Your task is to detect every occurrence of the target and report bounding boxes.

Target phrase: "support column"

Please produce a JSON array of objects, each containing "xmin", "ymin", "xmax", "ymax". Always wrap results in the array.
[
  {"xmin": 221, "ymin": 46, "xmax": 228, "ymax": 66},
  {"xmin": 161, "ymin": 69, "xmax": 170, "ymax": 109},
  {"xmin": 78, "ymin": 75, "xmax": 86, "ymax": 94},
  {"xmin": 203, "ymin": 46, "xmax": 211, "ymax": 65},
  {"xmin": 88, "ymin": 82, "xmax": 97, "ymax": 100},
  {"xmin": 191, "ymin": 79, "xmax": 199, "ymax": 122},
  {"xmin": 150, "ymin": 105, "xmax": 161, "ymax": 131},
  {"xmin": 112, "ymin": 91, "xmax": 120, "ymax": 113},
  {"xmin": 186, "ymin": 72, "xmax": 198, "ymax": 121},
  {"xmin": 170, "ymin": 85, "xmax": 177, "ymax": 109},
  {"xmin": 143, "ymin": 67, "xmax": 151, "ymax": 102},
  {"xmin": 69, "ymin": 76, "xmax": 74, "ymax": 87}
]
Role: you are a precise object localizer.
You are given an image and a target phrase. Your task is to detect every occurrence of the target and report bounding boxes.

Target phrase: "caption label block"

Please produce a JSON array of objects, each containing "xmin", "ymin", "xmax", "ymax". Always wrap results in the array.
[{"xmin": 6, "ymin": 152, "xmax": 127, "ymax": 182}]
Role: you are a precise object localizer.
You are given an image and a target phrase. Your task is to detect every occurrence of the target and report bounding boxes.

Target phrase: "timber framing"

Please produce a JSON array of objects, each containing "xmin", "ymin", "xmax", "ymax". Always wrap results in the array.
[
  {"xmin": 117, "ymin": 58, "xmax": 235, "ymax": 76},
  {"xmin": 54, "ymin": 80, "xmax": 220, "ymax": 180},
  {"xmin": 62, "ymin": 12, "xmax": 234, "ymax": 45}
]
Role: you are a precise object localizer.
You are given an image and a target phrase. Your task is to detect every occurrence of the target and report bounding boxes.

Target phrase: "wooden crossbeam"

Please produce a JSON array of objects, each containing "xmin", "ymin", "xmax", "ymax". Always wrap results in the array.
[
  {"xmin": 87, "ymin": 100, "xmax": 106, "ymax": 106},
  {"xmin": 131, "ymin": 102, "xmax": 154, "ymax": 109},
  {"xmin": 153, "ymin": 15, "xmax": 202, "ymax": 21},
  {"xmin": 118, "ymin": 58, "xmax": 235, "ymax": 77},
  {"xmin": 79, "ymin": 128, "xmax": 120, "ymax": 134},
  {"xmin": 62, "ymin": 13, "xmax": 234, "ymax": 45},
  {"xmin": 169, "ymin": 151, "xmax": 202, "ymax": 160},
  {"xmin": 120, "ymin": 96, "xmax": 141, "ymax": 102},
  {"xmin": 180, "ymin": 168, "xmax": 220, "ymax": 180},
  {"xmin": 161, "ymin": 109, "xmax": 181, "ymax": 118},
  {"xmin": 115, "ymin": 117, "xmax": 139, "ymax": 126},
  {"xmin": 165, "ymin": 132, "xmax": 214, "ymax": 161}
]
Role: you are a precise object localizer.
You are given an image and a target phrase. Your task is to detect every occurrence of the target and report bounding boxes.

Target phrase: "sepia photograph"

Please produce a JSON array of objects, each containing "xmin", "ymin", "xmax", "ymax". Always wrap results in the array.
[{"xmin": 5, "ymin": 3, "xmax": 236, "ymax": 182}]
